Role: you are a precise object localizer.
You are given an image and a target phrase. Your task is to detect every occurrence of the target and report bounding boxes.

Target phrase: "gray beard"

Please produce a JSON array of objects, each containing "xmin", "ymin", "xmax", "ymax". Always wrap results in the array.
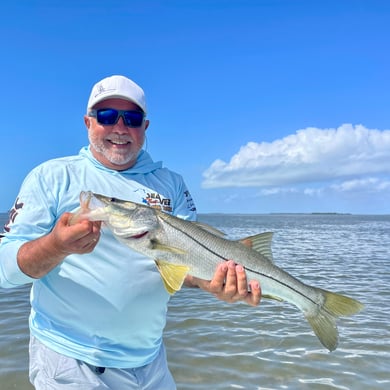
[{"xmin": 88, "ymin": 133, "xmax": 143, "ymax": 166}]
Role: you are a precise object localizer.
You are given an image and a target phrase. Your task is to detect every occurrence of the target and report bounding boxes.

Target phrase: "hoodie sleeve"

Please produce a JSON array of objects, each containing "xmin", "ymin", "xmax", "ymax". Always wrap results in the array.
[
  {"xmin": 0, "ymin": 238, "xmax": 35, "ymax": 287},
  {"xmin": 0, "ymin": 167, "xmax": 58, "ymax": 288},
  {"xmin": 172, "ymin": 176, "xmax": 197, "ymax": 222}
]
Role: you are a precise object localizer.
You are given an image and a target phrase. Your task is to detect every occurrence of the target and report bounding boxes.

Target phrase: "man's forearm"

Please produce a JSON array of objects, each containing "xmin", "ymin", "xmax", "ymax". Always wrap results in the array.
[{"xmin": 17, "ymin": 234, "xmax": 68, "ymax": 279}]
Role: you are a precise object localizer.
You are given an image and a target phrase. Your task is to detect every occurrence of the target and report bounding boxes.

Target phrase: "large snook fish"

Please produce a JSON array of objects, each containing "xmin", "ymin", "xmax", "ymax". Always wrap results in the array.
[{"xmin": 75, "ymin": 191, "xmax": 363, "ymax": 352}]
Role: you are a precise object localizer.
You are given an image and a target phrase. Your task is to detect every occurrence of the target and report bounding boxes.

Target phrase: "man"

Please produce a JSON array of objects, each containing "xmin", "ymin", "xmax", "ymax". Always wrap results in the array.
[{"xmin": 0, "ymin": 75, "xmax": 261, "ymax": 389}]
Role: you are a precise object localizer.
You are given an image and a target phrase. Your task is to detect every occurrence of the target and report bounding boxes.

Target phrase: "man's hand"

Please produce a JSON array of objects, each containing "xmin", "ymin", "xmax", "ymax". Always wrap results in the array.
[
  {"xmin": 53, "ymin": 212, "xmax": 101, "ymax": 255},
  {"xmin": 184, "ymin": 260, "xmax": 261, "ymax": 307},
  {"xmin": 17, "ymin": 212, "xmax": 101, "ymax": 279}
]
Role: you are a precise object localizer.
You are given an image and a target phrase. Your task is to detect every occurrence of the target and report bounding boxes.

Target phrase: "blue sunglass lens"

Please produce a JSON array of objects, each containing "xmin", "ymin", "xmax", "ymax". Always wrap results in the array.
[
  {"xmin": 96, "ymin": 109, "xmax": 118, "ymax": 125},
  {"xmin": 123, "ymin": 111, "xmax": 144, "ymax": 127},
  {"xmin": 96, "ymin": 109, "xmax": 144, "ymax": 127}
]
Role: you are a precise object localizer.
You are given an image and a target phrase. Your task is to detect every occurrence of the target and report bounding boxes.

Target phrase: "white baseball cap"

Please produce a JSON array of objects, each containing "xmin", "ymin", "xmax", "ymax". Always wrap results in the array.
[{"xmin": 87, "ymin": 75, "xmax": 147, "ymax": 113}]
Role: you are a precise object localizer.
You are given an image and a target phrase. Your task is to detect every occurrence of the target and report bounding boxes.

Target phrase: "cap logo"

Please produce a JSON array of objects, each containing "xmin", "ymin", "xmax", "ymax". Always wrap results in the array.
[{"xmin": 94, "ymin": 83, "xmax": 116, "ymax": 98}]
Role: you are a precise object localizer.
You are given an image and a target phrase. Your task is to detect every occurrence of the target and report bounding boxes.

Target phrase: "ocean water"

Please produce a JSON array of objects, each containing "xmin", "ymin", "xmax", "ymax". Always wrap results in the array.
[{"xmin": 0, "ymin": 212, "xmax": 389, "ymax": 389}]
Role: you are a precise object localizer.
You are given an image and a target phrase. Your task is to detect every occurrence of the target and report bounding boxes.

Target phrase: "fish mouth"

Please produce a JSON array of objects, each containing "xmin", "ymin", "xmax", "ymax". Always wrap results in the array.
[{"xmin": 129, "ymin": 231, "xmax": 149, "ymax": 239}]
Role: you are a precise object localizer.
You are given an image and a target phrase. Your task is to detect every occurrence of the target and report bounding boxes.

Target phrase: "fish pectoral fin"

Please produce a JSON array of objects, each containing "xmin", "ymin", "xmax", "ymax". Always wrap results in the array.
[
  {"xmin": 150, "ymin": 239, "xmax": 187, "ymax": 254},
  {"xmin": 238, "ymin": 232, "xmax": 274, "ymax": 262},
  {"xmin": 155, "ymin": 260, "xmax": 190, "ymax": 295}
]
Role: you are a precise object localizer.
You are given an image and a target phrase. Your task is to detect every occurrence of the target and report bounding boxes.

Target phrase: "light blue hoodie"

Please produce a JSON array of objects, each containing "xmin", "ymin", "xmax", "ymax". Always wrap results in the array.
[{"xmin": 0, "ymin": 147, "xmax": 196, "ymax": 368}]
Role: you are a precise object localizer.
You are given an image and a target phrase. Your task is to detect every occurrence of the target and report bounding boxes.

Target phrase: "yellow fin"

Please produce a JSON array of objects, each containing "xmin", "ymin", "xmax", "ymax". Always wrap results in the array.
[
  {"xmin": 155, "ymin": 260, "xmax": 190, "ymax": 294},
  {"xmin": 239, "ymin": 232, "xmax": 274, "ymax": 262},
  {"xmin": 306, "ymin": 289, "xmax": 364, "ymax": 351},
  {"xmin": 150, "ymin": 239, "xmax": 186, "ymax": 254},
  {"xmin": 262, "ymin": 294, "xmax": 284, "ymax": 302},
  {"xmin": 320, "ymin": 289, "xmax": 364, "ymax": 316}
]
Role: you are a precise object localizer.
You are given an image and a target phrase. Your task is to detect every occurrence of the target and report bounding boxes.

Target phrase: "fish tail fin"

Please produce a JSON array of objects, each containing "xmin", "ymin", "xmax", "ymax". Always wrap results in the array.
[{"xmin": 306, "ymin": 290, "xmax": 364, "ymax": 352}]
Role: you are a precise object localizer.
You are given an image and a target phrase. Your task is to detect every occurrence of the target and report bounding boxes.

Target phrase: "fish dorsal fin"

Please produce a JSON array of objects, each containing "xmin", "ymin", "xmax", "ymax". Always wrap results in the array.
[
  {"xmin": 238, "ymin": 232, "xmax": 274, "ymax": 262},
  {"xmin": 155, "ymin": 260, "xmax": 190, "ymax": 294},
  {"xmin": 193, "ymin": 222, "xmax": 227, "ymax": 238}
]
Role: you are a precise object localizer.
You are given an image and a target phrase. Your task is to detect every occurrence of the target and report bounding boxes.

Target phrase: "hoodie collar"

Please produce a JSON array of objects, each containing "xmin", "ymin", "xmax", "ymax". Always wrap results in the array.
[{"xmin": 79, "ymin": 146, "xmax": 162, "ymax": 174}]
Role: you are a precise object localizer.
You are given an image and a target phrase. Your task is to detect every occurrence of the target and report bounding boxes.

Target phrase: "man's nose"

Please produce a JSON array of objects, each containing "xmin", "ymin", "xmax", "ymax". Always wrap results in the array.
[{"xmin": 113, "ymin": 116, "xmax": 129, "ymax": 132}]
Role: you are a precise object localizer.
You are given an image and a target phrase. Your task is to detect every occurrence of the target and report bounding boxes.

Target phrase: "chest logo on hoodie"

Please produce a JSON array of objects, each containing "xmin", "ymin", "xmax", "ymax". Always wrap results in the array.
[{"xmin": 144, "ymin": 193, "xmax": 172, "ymax": 212}]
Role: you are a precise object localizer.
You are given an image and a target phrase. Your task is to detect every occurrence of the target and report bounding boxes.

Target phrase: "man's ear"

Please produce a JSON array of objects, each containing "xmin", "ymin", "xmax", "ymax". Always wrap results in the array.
[{"xmin": 84, "ymin": 115, "xmax": 91, "ymax": 129}]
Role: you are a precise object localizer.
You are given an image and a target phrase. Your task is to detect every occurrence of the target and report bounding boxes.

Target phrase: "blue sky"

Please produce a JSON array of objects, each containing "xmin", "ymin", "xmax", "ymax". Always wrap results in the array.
[{"xmin": 1, "ymin": 0, "xmax": 389, "ymax": 214}]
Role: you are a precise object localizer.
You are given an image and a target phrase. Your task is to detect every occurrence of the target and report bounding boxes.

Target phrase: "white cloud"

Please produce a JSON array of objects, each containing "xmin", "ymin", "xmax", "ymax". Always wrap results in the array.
[
  {"xmin": 303, "ymin": 187, "xmax": 324, "ymax": 196},
  {"xmin": 254, "ymin": 178, "xmax": 390, "ymax": 199},
  {"xmin": 331, "ymin": 177, "xmax": 390, "ymax": 193},
  {"xmin": 202, "ymin": 124, "xmax": 390, "ymax": 189},
  {"xmin": 259, "ymin": 187, "xmax": 299, "ymax": 196}
]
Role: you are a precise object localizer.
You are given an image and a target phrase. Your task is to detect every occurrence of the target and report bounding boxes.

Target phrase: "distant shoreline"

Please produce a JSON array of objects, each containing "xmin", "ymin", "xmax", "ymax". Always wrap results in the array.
[
  {"xmin": 2, "ymin": 212, "xmax": 390, "ymax": 217},
  {"xmin": 200, "ymin": 212, "xmax": 353, "ymax": 216},
  {"xmin": 199, "ymin": 212, "xmax": 390, "ymax": 217}
]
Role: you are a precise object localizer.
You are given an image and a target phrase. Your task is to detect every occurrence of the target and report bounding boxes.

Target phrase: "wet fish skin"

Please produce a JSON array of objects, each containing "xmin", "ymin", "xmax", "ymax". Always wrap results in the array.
[{"xmin": 77, "ymin": 191, "xmax": 364, "ymax": 352}]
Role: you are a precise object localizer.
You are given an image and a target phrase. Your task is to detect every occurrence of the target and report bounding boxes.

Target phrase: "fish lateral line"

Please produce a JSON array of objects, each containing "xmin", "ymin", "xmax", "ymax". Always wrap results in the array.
[
  {"xmin": 159, "ymin": 217, "xmax": 228, "ymax": 262},
  {"xmin": 243, "ymin": 265, "xmax": 320, "ymax": 306}
]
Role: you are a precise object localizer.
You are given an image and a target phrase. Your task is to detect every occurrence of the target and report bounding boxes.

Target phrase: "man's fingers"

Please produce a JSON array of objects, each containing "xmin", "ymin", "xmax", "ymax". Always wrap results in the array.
[
  {"xmin": 235, "ymin": 264, "xmax": 250, "ymax": 297},
  {"xmin": 245, "ymin": 280, "xmax": 262, "ymax": 306},
  {"xmin": 189, "ymin": 260, "xmax": 262, "ymax": 307},
  {"xmin": 208, "ymin": 262, "xmax": 228, "ymax": 293},
  {"xmin": 222, "ymin": 261, "xmax": 239, "ymax": 296}
]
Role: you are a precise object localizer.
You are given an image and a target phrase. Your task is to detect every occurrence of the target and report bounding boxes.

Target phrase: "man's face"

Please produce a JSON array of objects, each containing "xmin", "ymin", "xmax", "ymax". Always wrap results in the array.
[{"xmin": 84, "ymin": 98, "xmax": 149, "ymax": 170}]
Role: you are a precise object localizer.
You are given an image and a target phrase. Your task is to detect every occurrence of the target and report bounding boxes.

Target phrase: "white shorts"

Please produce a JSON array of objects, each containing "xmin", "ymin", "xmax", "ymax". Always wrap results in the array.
[{"xmin": 29, "ymin": 335, "xmax": 176, "ymax": 389}]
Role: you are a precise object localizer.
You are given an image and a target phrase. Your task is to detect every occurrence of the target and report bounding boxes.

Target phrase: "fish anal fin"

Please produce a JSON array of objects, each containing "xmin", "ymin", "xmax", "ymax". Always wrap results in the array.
[
  {"xmin": 238, "ymin": 232, "xmax": 274, "ymax": 262},
  {"xmin": 262, "ymin": 294, "xmax": 284, "ymax": 302},
  {"xmin": 155, "ymin": 260, "xmax": 190, "ymax": 295}
]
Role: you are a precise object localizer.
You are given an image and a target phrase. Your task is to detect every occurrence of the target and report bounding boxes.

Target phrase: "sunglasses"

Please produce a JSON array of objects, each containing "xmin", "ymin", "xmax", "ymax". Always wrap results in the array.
[{"xmin": 88, "ymin": 108, "xmax": 145, "ymax": 128}]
